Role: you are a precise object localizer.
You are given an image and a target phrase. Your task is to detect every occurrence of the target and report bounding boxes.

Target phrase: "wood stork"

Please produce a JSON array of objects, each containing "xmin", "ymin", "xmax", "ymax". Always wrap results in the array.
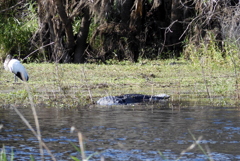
[{"xmin": 4, "ymin": 55, "xmax": 29, "ymax": 82}]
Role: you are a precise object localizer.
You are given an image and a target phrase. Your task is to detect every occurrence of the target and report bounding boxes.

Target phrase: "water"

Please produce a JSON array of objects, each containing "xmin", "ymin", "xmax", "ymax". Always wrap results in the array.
[{"xmin": 1, "ymin": 103, "xmax": 240, "ymax": 160}]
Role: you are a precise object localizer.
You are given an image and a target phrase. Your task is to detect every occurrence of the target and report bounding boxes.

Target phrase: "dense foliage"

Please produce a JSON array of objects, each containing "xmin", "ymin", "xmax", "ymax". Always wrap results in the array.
[{"xmin": 0, "ymin": 0, "xmax": 239, "ymax": 63}]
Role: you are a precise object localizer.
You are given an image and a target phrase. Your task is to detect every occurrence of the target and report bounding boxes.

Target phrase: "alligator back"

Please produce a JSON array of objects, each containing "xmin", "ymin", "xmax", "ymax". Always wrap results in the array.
[
  {"xmin": 97, "ymin": 96, "xmax": 125, "ymax": 105},
  {"xmin": 97, "ymin": 94, "xmax": 170, "ymax": 106}
]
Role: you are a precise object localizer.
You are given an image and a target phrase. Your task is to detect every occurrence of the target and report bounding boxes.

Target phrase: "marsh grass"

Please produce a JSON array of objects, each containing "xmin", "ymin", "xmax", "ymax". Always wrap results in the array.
[
  {"xmin": 12, "ymin": 81, "xmax": 57, "ymax": 161},
  {"xmin": 0, "ymin": 145, "xmax": 14, "ymax": 161},
  {"xmin": 179, "ymin": 131, "xmax": 214, "ymax": 161},
  {"xmin": 158, "ymin": 130, "xmax": 214, "ymax": 161},
  {"xmin": 0, "ymin": 57, "xmax": 239, "ymax": 108},
  {"xmin": 182, "ymin": 36, "xmax": 240, "ymax": 106},
  {"xmin": 70, "ymin": 127, "xmax": 99, "ymax": 161}
]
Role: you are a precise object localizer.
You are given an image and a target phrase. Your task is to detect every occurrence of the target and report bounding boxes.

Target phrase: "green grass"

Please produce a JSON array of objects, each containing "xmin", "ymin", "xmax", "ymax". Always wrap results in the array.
[
  {"xmin": 0, "ymin": 145, "xmax": 14, "ymax": 161},
  {"xmin": 0, "ymin": 59, "xmax": 239, "ymax": 107}
]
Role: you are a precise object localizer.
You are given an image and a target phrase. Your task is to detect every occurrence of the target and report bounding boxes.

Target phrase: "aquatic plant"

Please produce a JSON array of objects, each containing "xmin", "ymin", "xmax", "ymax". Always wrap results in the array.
[
  {"xmin": 70, "ymin": 127, "xmax": 99, "ymax": 161},
  {"xmin": 0, "ymin": 145, "xmax": 14, "ymax": 161},
  {"xmin": 158, "ymin": 131, "xmax": 214, "ymax": 161}
]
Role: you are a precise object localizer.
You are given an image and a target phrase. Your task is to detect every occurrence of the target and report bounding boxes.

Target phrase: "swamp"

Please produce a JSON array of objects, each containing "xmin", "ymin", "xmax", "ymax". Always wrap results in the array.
[
  {"xmin": 1, "ymin": 59, "xmax": 240, "ymax": 160},
  {"xmin": 0, "ymin": 0, "xmax": 240, "ymax": 160}
]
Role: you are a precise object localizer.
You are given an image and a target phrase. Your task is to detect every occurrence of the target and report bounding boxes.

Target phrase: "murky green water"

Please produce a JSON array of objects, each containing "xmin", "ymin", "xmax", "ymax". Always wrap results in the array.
[{"xmin": 1, "ymin": 101, "xmax": 240, "ymax": 160}]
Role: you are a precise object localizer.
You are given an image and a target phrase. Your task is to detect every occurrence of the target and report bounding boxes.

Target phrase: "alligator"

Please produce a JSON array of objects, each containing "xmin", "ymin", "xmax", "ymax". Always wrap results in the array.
[{"xmin": 97, "ymin": 94, "xmax": 170, "ymax": 106}]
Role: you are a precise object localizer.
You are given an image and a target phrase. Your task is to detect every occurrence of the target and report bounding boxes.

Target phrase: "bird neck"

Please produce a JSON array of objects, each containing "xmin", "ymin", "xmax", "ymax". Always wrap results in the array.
[{"xmin": 4, "ymin": 58, "xmax": 11, "ymax": 70}]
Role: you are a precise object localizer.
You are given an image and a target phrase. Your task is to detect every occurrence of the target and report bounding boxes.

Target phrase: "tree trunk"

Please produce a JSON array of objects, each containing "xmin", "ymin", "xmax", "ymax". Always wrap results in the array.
[
  {"xmin": 166, "ymin": 0, "xmax": 184, "ymax": 57},
  {"xmin": 74, "ymin": 8, "xmax": 91, "ymax": 63},
  {"xmin": 54, "ymin": 0, "xmax": 75, "ymax": 63},
  {"xmin": 121, "ymin": 0, "xmax": 134, "ymax": 26}
]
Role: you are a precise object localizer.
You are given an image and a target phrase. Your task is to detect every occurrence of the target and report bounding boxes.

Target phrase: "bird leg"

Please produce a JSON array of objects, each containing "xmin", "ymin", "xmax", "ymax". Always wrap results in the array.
[{"xmin": 14, "ymin": 75, "xmax": 18, "ymax": 83}]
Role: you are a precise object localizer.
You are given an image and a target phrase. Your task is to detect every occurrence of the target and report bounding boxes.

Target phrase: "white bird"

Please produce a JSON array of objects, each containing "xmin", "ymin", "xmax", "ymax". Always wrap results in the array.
[{"xmin": 4, "ymin": 55, "xmax": 29, "ymax": 82}]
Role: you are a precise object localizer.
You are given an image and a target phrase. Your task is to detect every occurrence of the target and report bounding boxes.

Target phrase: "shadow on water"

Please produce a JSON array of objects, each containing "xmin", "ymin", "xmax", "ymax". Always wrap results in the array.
[{"xmin": 1, "ymin": 100, "xmax": 240, "ymax": 160}]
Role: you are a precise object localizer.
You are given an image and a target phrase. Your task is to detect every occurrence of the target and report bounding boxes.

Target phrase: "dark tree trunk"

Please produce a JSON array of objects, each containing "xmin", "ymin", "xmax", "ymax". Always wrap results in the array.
[
  {"xmin": 54, "ymin": 0, "xmax": 75, "ymax": 63},
  {"xmin": 74, "ymin": 8, "xmax": 91, "ymax": 63},
  {"xmin": 121, "ymin": 0, "xmax": 134, "ymax": 26},
  {"xmin": 36, "ymin": 0, "xmax": 53, "ymax": 61},
  {"xmin": 129, "ymin": 0, "xmax": 146, "ymax": 62},
  {"xmin": 166, "ymin": 0, "xmax": 184, "ymax": 57},
  {"xmin": 35, "ymin": 0, "xmax": 87, "ymax": 63}
]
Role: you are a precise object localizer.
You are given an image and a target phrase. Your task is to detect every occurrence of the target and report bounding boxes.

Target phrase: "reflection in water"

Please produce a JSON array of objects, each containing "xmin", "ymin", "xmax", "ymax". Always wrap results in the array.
[{"xmin": 1, "ymin": 104, "xmax": 240, "ymax": 160}]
